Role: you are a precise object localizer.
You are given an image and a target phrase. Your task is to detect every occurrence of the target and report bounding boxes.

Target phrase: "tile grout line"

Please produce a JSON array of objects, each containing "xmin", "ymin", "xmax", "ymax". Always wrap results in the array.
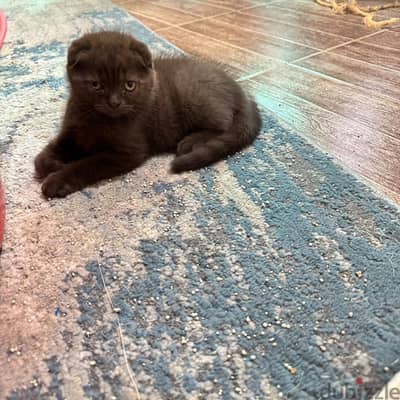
[
  {"xmin": 117, "ymin": 0, "xmax": 200, "ymax": 19},
  {"xmin": 125, "ymin": 10, "xmax": 177, "ymax": 26},
  {"xmin": 140, "ymin": 1, "xmax": 217, "ymax": 19},
  {"xmin": 129, "ymin": 9, "xmax": 235, "ymax": 32},
  {"xmin": 240, "ymin": 67, "xmax": 400, "ymax": 143},
  {"xmin": 124, "ymin": 0, "xmax": 286, "ymax": 32},
  {"xmin": 158, "ymin": 24, "xmax": 287, "ymax": 62},
  {"xmin": 152, "ymin": 3, "xmax": 273, "ymax": 32},
  {"xmin": 241, "ymin": 75, "xmax": 400, "ymax": 146},
  {"xmin": 237, "ymin": 68, "xmax": 280, "ymax": 82},
  {"xmin": 124, "ymin": 10, "xmax": 190, "ymax": 54},
  {"xmin": 259, "ymin": 2, "xmax": 389, "ymax": 30},
  {"xmin": 344, "ymin": 38, "xmax": 400, "ymax": 53},
  {"xmin": 290, "ymin": 29, "xmax": 389, "ymax": 64},
  {"xmin": 238, "ymin": 29, "xmax": 389, "ymax": 83},
  {"xmin": 175, "ymin": 13, "xmax": 320, "ymax": 51},
  {"xmin": 288, "ymin": 62, "xmax": 400, "ymax": 105},
  {"xmin": 154, "ymin": 0, "xmax": 266, "ymax": 13},
  {"xmin": 187, "ymin": 0, "xmax": 283, "ymax": 12},
  {"xmin": 297, "ymin": 48, "xmax": 400, "ymax": 76},
  {"xmin": 236, "ymin": 9, "xmax": 374, "ymax": 42},
  {"xmin": 124, "ymin": 2, "xmax": 269, "ymax": 32},
  {"xmin": 146, "ymin": 0, "xmax": 231, "ymax": 13}
]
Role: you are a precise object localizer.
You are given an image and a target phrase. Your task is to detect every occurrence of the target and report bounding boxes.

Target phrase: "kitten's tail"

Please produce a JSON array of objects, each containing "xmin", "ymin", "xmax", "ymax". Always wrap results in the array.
[{"xmin": 171, "ymin": 100, "xmax": 261, "ymax": 173}]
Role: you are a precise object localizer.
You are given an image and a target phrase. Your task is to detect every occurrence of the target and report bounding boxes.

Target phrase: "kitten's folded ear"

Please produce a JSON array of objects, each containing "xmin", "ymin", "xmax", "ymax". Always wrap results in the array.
[
  {"xmin": 130, "ymin": 40, "xmax": 153, "ymax": 70},
  {"xmin": 67, "ymin": 37, "xmax": 92, "ymax": 70}
]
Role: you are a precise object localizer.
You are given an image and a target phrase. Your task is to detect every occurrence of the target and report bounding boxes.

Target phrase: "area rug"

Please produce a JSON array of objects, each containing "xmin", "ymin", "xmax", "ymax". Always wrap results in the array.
[
  {"xmin": 0, "ymin": 179, "xmax": 4, "ymax": 249},
  {"xmin": 0, "ymin": 1, "xmax": 399, "ymax": 399}
]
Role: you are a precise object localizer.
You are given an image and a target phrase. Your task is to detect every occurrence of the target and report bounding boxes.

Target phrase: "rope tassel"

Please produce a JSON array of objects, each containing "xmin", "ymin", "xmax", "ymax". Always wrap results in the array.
[{"xmin": 315, "ymin": 0, "xmax": 400, "ymax": 28}]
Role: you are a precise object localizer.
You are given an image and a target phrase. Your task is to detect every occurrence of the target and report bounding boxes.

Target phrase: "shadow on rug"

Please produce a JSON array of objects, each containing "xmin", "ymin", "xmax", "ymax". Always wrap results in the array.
[{"xmin": 0, "ymin": 1, "xmax": 399, "ymax": 399}]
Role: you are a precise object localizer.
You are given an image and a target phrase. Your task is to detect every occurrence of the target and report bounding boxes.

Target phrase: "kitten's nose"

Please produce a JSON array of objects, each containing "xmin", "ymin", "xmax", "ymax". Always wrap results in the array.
[{"xmin": 108, "ymin": 95, "xmax": 121, "ymax": 109}]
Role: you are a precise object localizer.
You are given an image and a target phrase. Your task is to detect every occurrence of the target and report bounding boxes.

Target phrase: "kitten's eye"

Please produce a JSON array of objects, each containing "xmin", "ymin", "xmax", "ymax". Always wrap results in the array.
[
  {"xmin": 92, "ymin": 81, "xmax": 101, "ymax": 90},
  {"xmin": 125, "ymin": 81, "xmax": 136, "ymax": 91}
]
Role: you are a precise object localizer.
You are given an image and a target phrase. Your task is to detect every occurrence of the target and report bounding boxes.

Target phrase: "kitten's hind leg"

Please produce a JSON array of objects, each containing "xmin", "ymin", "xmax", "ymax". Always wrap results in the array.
[
  {"xmin": 172, "ymin": 102, "xmax": 261, "ymax": 173},
  {"xmin": 171, "ymin": 130, "xmax": 240, "ymax": 173},
  {"xmin": 176, "ymin": 131, "xmax": 217, "ymax": 156}
]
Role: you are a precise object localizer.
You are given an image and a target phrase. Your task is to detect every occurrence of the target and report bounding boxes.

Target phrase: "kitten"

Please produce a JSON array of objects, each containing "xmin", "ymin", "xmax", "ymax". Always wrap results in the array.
[{"xmin": 34, "ymin": 31, "xmax": 261, "ymax": 198}]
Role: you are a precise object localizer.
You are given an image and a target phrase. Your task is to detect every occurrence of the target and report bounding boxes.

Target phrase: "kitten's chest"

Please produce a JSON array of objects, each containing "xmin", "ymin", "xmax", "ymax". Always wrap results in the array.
[{"xmin": 73, "ymin": 120, "xmax": 127, "ymax": 154}]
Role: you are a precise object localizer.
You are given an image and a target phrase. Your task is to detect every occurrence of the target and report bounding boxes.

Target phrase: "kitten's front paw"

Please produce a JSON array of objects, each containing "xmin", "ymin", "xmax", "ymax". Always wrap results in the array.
[
  {"xmin": 34, "ymin": 152, "xmax": 64, "ymax": 181},
  {"xmin": 41, "ymin": 172, "xmax": 77, "ymax": 199}
]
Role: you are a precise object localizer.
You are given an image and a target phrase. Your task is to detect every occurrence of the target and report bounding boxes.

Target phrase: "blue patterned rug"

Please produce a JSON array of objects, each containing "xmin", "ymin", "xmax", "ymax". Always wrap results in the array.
[{"xmin": 1, "ymin": 1, "xmax": 399, "ymax": 399}]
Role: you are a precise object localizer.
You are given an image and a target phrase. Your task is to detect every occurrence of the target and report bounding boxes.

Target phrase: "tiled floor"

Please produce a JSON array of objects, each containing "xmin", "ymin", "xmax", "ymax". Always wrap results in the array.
[{"xmin": 114, "ymin": 0, "xmax": 400, "ymax": 205}]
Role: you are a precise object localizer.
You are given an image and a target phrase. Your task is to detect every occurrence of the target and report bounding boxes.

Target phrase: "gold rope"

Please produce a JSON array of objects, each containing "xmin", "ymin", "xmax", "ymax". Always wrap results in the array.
[{"xmin": 315, "ymin": 0, "xmax": 400, "ymax": 28}]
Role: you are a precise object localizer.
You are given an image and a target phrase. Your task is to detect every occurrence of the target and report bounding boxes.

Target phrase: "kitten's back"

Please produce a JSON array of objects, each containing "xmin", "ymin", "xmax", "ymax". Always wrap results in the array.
[
  {"xmin": 154, "ymin": 56, "xmax": 249, "ymax": 128},
  {"xmin": 156, "ymin": 56, "xmax": 241, "ymax": 95},
  {"xmin": 153, "ymin": 55, "xmax": 261, "ymax": 173}
]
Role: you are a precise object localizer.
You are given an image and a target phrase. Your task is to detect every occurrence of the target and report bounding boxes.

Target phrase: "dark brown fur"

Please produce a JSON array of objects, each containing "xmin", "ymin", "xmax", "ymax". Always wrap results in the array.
[{"xmin": 34, "ymin": 31, "xmax": 261, "ymax": 198}]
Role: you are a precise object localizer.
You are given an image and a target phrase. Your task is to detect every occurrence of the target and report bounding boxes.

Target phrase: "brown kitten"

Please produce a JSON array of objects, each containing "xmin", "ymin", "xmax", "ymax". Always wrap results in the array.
[{"xmin": 34, "ymin": 31, "xmax": 261, "ymax": 198}]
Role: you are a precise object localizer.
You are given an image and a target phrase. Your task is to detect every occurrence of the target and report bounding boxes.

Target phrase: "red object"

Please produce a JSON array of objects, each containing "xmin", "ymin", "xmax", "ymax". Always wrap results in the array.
[
  {"xmin": 0, "ymin": 180, "xmax": 5, "ymax": 250},
  {"xmin": 356, "ymin": 377, "xmax": 363, "ymax": 385},
  {"xmin": 0, "ymin": 10, "xmax": 7, "ymax": 49}
]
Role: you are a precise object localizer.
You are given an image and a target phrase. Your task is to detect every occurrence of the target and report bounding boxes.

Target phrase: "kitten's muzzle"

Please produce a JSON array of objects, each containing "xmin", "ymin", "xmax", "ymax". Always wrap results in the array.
[{"xmin": 108, "ymin": 94, "xmax": 121, "ymax": 109}]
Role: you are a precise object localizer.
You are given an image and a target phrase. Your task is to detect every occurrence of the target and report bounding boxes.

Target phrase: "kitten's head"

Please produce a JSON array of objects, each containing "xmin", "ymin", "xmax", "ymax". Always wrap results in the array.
[{"xmin": 67, "ymin": 31, "xmax": 154, "ymax": 118}]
